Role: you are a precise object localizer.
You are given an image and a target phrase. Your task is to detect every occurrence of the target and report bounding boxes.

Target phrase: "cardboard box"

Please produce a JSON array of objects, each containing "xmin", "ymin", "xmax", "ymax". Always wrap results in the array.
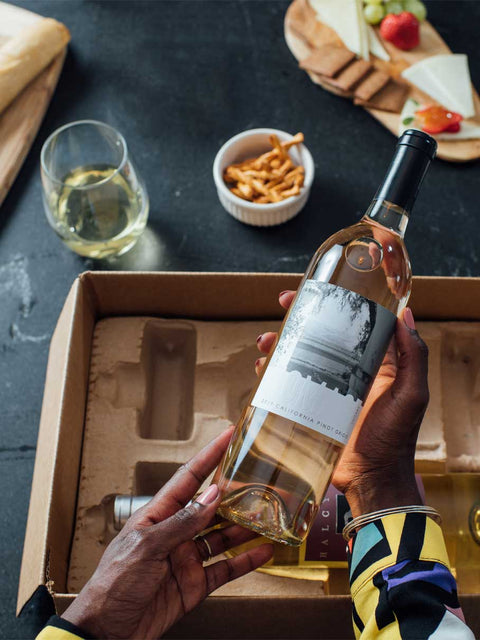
[{"xmin": 17, "ymin": 272, "xmax": 480, "ymax": 639}]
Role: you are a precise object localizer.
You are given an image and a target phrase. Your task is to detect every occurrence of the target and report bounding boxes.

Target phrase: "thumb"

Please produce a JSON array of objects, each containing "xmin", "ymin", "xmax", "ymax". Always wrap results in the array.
[
  {"xmin": 390, "ymin": 308, "xmax": 429, "ymax": 411},
  {"xmin": 152, "ymin": 484, "xmax": 221, "ymax": 551}
]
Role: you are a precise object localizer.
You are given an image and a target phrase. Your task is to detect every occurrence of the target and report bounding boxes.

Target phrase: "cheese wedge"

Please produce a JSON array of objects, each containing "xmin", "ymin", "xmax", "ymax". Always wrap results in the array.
[
  {"xmin": 434, "ymin": 122, "xmax": 480, "ymax": 140},
  {"xmin": 399, "ymin": 97, "xmax": 420, "ymax": 132},
  {"xmin": 402, "ymin": 54, "xmax": 475, "ymax": 119},
  {"xmin": 367, "ymin": 26, "xmax": 390, "ymax": 61},
  {"xmin": 355, "ymin": 0, "xmax": 369, "ymax": 61},
  {"xmin": 309, "ymin": 0, "xmax": 369, "ymax": 59},
  {"xmin": 402, "ymin": 64, "xmax": 454, "ymax": 115},
  {"xmin": 399, "ymin": 97, "xmax": 480, "ymax": 140}
]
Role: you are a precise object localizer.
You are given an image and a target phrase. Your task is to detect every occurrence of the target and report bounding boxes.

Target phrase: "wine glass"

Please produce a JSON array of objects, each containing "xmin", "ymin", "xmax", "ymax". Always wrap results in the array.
[{"xmin": 41, "ymin": 120, "xmax": 149, "ymax": 259}]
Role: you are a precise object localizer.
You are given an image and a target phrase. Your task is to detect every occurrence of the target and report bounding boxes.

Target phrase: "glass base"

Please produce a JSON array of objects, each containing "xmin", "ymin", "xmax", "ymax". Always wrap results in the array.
[
  {"xmin": 218, "ymin": 485, "xmax": 304, "ymax": 547},
  {"xmin": 60, "ymin": 229, "xmax": 143, "ymax": 259}
]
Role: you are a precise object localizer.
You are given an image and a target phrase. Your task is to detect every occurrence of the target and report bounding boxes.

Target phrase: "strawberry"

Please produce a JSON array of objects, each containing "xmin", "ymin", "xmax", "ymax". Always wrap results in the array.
[{"xmin": 380, "ymin": 12, "xmax": 420, "ymax": 50}]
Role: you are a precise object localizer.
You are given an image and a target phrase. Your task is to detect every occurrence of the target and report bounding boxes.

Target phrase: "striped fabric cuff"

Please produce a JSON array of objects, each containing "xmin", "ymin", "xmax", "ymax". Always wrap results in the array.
[{"xmin": 347, "ymin": 512, "xmax": 450, "ymax": 596}]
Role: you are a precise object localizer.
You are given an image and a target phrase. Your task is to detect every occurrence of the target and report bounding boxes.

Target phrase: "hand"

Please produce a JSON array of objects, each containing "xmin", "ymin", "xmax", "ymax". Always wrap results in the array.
[
  {"xmin": 371, "ymin": 226, "xmax": 410, "ymax": 300},
  {"xmin": 62, "ymin": 427, "xmax": 273, "ymax": 639},
  {"xmin": 256, "ymin": 291, "xmax": 429, "ymax": 518}
]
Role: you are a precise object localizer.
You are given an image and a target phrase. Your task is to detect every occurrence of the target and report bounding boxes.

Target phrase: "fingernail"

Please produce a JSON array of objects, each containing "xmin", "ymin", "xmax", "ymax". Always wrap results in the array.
[
  {"xmin": 256, "ymin": 334, "xmax": 263, "ymax": 343},
  {"xmin": 279, "ymin": 291, "xmax": 289, "ymax": 298},
  {"xmin": 196, "ymin": 484, "xmax": 219, "ymax": 506},
  {"xmin": 404, "ymin": 307, "xmax": 415, "ymax": 331},
  {"xmin": 255, "ymin": 358, "xmax": 261, "ymax": 368}
]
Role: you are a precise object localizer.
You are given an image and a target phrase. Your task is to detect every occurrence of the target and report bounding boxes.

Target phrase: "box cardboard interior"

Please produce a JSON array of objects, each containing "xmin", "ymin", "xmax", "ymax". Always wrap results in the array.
[{"xmin": 18, "ymin": 273, "xmax": 480, "ymax": 639}]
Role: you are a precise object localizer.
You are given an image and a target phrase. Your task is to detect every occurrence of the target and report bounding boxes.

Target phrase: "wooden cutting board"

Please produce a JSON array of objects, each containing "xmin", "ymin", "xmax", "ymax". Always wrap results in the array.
[
  {"xmin": 0, "ymin": 2, "xmax": 67, "ymax": 207},
  {"xmin": 285, "ymin": 0, "xmax": 480, "ymax": 162}
]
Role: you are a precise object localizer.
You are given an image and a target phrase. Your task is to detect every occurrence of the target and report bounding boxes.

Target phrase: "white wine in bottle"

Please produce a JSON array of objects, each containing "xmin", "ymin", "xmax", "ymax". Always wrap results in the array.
[{"xmin": 216, "ymin": 130, "xmax": 437, "ymax": 546}]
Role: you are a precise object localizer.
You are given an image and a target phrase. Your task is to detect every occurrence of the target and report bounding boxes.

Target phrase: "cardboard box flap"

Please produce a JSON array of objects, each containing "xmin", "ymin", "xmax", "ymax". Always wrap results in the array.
[
  {"xmin": 17, "ymin": 278, "xmax": 96, "ymax": 614},
  {"xmin": 410, "ymin": 277, "xmax": 480, "ymax": 320},
  {"xmin": 83, "ymin": 271, "xmax": 303, "ymax": 320},
  {"xmin": 164, "ymin": 596, "xmax": 354, "ymax": 639},
  {"xmin": 83, "ymin": 272, "xmax": 480, "ymax": 321}
]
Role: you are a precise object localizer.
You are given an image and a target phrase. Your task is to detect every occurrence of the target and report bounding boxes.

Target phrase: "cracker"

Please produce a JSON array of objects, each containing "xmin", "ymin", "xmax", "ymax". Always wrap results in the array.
[
  {"xmin": 327, "ymin": 59, "xmax": 372, "ymax": 92},
  {"xmin": 287, "ymin": 0, "xmax": 319, "ymax": 47},
  {"xmin": 354, "ymin": 79, "xmax": 409, "ymax": 113},
  {"xmin": 354, "ymin": 69, "xmax": 391, "ymax": 102},
  {"xmin": 307, "ymin": 71, "xmax": 353, "ymax": 97},
  {"xmin": 299, "ymin": 44, "xmax": 356, "ymax": 78}
]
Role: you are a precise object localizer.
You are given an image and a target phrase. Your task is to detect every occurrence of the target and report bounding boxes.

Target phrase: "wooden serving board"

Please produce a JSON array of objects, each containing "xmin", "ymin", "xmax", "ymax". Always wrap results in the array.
[
  {"xmin": 285, "ymin": 0, "xmax": 480, "ymax": 162},
  {"xmin": 0, "ymin": 2, "xmax": 67, "ymax": 207}
]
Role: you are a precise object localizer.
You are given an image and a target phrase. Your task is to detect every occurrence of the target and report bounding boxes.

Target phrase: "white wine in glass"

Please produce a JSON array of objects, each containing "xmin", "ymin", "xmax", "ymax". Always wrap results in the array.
[{"xmin": 41, "ymin": 120, "xmax": 149, "ymax": 259}]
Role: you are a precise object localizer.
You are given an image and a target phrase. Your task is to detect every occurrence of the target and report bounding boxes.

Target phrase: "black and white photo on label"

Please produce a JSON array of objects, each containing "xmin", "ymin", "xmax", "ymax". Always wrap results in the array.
[
  {"xmin": 252, "ymin": 280, "xmax": 396, "ymax": 443},
  {"xmin": 270, "ymin": 280, "xmax": 395, "ymax": 402}
]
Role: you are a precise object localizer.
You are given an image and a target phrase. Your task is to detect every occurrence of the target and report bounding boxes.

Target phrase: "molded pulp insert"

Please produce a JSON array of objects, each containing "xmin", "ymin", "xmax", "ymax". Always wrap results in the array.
[
  {"xmin": 81, "ymin": 495, "xmax": 119, "ymax": 547},
  {"xmin": 135, "ymin": 462, "xmax": 183, "ymax": 495},
  {"xmin": 140, "ymin": 320, "xmax": 196, "ymax": 440},
  {"xmin": 194, "ymin": 342, "xmax": 259, "ymax": 421},
  {"xmin": 442, "ymin": 328, "xmax": 480, "ymax": 470}
]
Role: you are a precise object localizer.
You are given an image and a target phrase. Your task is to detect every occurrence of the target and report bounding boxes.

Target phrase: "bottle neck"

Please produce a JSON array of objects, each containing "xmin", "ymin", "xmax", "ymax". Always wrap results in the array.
[
  {"xmin": 364, "ymin": 199, "xmax": 409, "ymax": 238},
  {"xmin": 362, "ymin": 130, "xmax": 435, "ymax": 239}
]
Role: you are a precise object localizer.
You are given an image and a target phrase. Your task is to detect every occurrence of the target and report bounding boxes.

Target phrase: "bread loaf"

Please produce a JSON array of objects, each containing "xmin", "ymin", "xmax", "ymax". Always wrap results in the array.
[{"xmin": 0, "ymin": 18, "xmax": 70, "ymax": 115}]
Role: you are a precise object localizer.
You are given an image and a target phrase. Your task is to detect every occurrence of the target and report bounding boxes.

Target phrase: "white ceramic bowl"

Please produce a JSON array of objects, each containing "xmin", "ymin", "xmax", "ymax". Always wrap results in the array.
[{"xmin": 213, "ymin": 128, "xmax": 315, "ymax": 227}]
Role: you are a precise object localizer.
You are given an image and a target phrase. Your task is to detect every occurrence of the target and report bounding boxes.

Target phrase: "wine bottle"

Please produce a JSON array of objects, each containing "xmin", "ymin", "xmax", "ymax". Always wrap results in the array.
[
  {"xmin": 112, "ymin": 495, "xmax": 151, "ymax": 530},
  {"xmin": 215, "ymin": 130, "xmax": 437, "ymax": 546}
]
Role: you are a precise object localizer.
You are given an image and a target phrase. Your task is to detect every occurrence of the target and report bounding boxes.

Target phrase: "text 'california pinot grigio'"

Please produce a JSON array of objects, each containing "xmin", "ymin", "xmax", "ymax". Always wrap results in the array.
[{"xmin": 215, "ymin": 130, "xmax": 437, "ymax": 546}]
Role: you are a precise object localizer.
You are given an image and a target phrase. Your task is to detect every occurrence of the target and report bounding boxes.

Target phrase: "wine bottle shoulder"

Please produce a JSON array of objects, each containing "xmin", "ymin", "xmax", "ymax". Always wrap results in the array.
[{"xmin": 306, "ymin": 220, "xmax": 412, "ymax": 314}]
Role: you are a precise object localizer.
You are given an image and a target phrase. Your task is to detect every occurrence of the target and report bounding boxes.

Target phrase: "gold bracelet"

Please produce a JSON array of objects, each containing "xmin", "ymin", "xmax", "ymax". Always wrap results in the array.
[{"xmin": 342, "ymin": 505, "xmax": 442, "ymax": 541}]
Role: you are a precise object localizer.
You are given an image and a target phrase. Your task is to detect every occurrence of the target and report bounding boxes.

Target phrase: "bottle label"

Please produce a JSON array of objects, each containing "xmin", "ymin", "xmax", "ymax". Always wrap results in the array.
[
  {"xmin": 303, "ymin": 475, "xmax": 425, "ymax": 563},
  {"xmin": 304, "ymin": 484, "xmax": 352, "ymax": 563},
  {"xmin": 251, "ymin": 280, "xmax": 396, "ymax": 445}
]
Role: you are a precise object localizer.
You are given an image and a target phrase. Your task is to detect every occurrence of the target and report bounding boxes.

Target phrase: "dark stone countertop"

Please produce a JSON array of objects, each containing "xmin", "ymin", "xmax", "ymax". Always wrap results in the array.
[{"xmin": 1, "ymin": 1, "xmax": 479, "ymax": 637}]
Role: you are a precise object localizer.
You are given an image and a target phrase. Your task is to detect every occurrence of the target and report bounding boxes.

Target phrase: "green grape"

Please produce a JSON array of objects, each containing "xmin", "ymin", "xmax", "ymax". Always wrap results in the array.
[
  {"xmin": 384, "ymin": 1, "xmax": 403, "ymax": 14},
  {"xmin": 364, "ymin": 0, "xmax": 383, "ymax": 5},
  {"xmin": 364, "ymin": 4, "xmax": 385, "ymax": 24},
  {"xmin": 403, "ymin": 0, "xmax": 427, "ymax": 20}
]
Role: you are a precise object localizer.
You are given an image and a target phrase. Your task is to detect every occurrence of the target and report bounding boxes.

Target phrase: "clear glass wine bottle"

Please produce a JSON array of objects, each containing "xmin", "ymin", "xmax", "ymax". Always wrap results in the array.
[{"xmin": 215, "ymin": 130, "xmax": 437, "ymax": 546}]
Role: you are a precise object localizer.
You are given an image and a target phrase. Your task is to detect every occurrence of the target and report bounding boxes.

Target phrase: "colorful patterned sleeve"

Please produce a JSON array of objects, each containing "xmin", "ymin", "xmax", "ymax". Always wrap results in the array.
[{"xmin": 347, "ymin": 512, "xmax": 475, "ymax": 639}]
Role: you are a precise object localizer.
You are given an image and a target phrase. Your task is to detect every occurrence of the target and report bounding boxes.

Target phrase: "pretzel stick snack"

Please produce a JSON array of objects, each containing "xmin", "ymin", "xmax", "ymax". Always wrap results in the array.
[{"xmin": 223, "ymin": 132, "xmax": 306, "ymax": 204}]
